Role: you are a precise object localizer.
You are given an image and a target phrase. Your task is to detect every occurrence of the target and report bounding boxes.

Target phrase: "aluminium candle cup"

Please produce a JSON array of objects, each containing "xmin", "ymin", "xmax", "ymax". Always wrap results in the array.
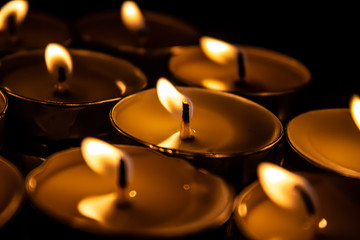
[
  {"xmin": 169, "ymin": 45, "xmax": 311, "ymax": 123},
  {"xmin": 25, "ymin": 145, "xmax": 235, "ymax": 239},
  {"xmin": 0, "ymin": 89, "xmax": 8, "ymax": 151},
  {"xmin": 286, "ymin": 108, "xmax": 360, "ymax": 179},
  {"xmin": 0, "ymin": 48, "xmax": 147, "ymax": 142},
  {"xmin": 74, "ymin": 9, "xmax": 200, "ymax": 86},
  {"xmin": 0, "ymin": 10, "xmax": 72, "ymax": 57},
  {"xmin": 110, "ymin": 87, "xmax": 284, "ymax": 191},
  {"xmin": 0, "ymin": 156, "xmax": 24, "ymax": 229},
  {"xmin": 232, "ymin": 172, "xmax": 360, "ymax": 239}
]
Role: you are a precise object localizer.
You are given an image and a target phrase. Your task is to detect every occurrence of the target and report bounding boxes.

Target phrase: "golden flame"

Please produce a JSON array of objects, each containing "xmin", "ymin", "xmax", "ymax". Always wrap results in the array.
[
  {"xmin": 0, "ymin": 0, "xmax": 28, "ymax": 31},
  {"xmin": 201, "ymin": 78, "xmax": 229, "ymax": 91},
  {"xmin": 318, "ymin": 218, "xmax": 327, "ymax": 229},
  {"xmin": 120, "ymin": 1, "xmax": 146, "ymax": 32},
  {"xmin": 81, "ymin": 137, "xmax": 133, "ymax": 183},
  {"xmin": 258, "ymin": 162, "xmax": 317, "ymax": 211},
  {"xmin": 156, "ymin": 77, "xmax": 193, "ymax": 121},
  {"xmin": 45, "ymin": 43, "xmax": 73, "ymax": 79},
  {"xmin": 350, "ymin": 94, "xmax": 360, "ymax": 130},
  {"xmin": 200, "ymin": 36, "xmax": 238, "ymax": 65}
]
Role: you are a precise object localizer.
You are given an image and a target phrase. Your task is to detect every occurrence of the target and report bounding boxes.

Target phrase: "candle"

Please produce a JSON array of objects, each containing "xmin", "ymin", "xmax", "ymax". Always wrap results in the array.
[
  {"xmin": 74, "ymin": 1, "xmax": 200, "ymax": 86},
  {"xmin": 169, "ymin": 36, "xmax": 311, "ymax": 122},
  {"xmin": 0, "ymin": 1, "xmax": 71, "ymax": 56},
  {"xmin": 233, "ymin": 163, "xmax": 360, "ymax": 239},
  {"xmin": 25, "ymin": 138, "xmax": 234, "ymax": 238},
  {"xmin": 286, "ymin": 104, "xmax": 360, "ymax": 178},
  {"xmin": 0, "ymin": 43, "xmax": 147, "ymax": 141},
  {"xmin": 0, "ymin": 156, "xmax": 24, "ymax": 228},
  {"xmin": 111, "ymin": 78, "xmax": 283, "ymax": 189},
  {"xmin": 0, "ymin": 89, "xmax": 7, "ymax": 150}
]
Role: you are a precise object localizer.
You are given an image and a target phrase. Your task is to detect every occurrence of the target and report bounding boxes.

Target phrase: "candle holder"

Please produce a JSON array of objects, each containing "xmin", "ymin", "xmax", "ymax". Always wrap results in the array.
[
  {"xmin": 74, "ymin": 6, "xmax": 200, "ymax": 86},
  {"xmin": 232, "ymin": 171, "xmax": 360, "ymax": 239},
  {"xmin": 0, "ymin": 156, "xmax": 24, "ymax": 228},
  {"xmin": 286, "ymin": 108, "xmax": 360, "ymax": 179},
  {"xmin": 169, "ymin": 44, "xmax": 311, "ymax": 123},
  {"xmin": 0, "ymin": 89, "xmax": 7, "ymax": 151},
  {"xmin": 110, "ymin": 86, "xmax": 284, "ymax": 191},
  {"xmin": 25, "ymin": 144, "xmax": 235, "ymax": 238}
]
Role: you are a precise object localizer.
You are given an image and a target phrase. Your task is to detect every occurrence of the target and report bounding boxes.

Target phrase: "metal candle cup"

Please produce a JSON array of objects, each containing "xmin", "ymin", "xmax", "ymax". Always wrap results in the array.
[
  {"xmin": 25, "ymin": 145, "xmax": 234, "ymax": 238},
  {"xmin": 0, "ymin": 89, "xmax": 7, "ymax": 150},
  {"xmin": 110, "ymin": 86, "xmax": 283, "ymax": 191},
  {"xmin": 0, "ymin": 48, "xmax": 147, "ymax": 141},
  {"xmin": 169, "ymin": 44, "xmax": 311, "ymax": 123}
]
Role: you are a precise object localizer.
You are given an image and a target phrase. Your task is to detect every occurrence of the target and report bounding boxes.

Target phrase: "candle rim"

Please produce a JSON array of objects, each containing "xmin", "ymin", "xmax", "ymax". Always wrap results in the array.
[
  {"xmin": 110, "ymin": 86, "xmax": 284, "ymax": 158},
  {"xmin": 0, "ymin": 156, "xmax": 25, "ymax": 228},
  {"xmin": 25, "ymin": 145, "xmax": 235, "ymax": 238},
  {"xmin": 286, "ymin": 108, "xmax": 360, "ymax": 179},
  {"xmin": 0, "ymin": 89, "xmax": 8, "ymax": 120},
  {"xmin": 0, "ymin": 48, "xmax": 148, "ymax": 106},
  {"xmin": 169, "ymin": 45, "xmax": 311, "ymax": 96}
]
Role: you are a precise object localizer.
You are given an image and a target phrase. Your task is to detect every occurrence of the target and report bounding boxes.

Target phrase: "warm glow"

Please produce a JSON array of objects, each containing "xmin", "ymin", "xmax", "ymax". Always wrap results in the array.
[
  {"xmin": 318, "ymin": 218, "xmax": 327, "ymax": 229},
  {"xmin": 201, "ymin": 79, "xmax": 229, "ymax": 91},
  {"xmin": 81, "ymin": 137, "xmax": 134, "ymax": 183},
  {"xmin": 200, "ymin": 36, "xmax": 238, "ymax": 65},
  {"xmin": 45, "ymin": 43, "xmax": 73, "ymax": 79},
  {"xmin": 120, "ymin": 1, "xmax": 146, "ymax": 32},
  {"xmin": 350, "ymin": 94, "xmax": 360, "ymax": 130},
  {"xmin": 0, "ymin": 0, "xmax": 29, "ymax": 31},
  {"xmin": 156, "ymin": 77, "xmax": 193, "ymax": 121},
  {"xmin": 258, "ymin": 162, "xmax": 317, "ymax": 212},
  {"xmin": 115, "ymin": 80, "xmax": 127, "ymax": 95}
]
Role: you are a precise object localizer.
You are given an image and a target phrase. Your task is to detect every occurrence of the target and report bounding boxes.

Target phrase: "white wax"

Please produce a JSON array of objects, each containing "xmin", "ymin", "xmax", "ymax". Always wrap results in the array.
[
  {"xmin": 26, "ymin": 145, "xmax": 234, "ymax": 238},
  {"xmin": 169, "ymin": 46, "xmax": 311, "ymax": 94},
  {"xmin": 111, "ymin": 87, "xmax": 283, "ymax": 157},
  {"xmin": 234, "ymin": 172, "xmax": 360, "ymax": 239},
  {"xmin": 287, "ymin": 109, "xmax": 360, "ymax": 178}
]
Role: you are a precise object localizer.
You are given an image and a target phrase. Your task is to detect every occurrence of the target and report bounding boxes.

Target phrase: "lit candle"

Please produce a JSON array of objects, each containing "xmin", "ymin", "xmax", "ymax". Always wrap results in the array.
[
  {"xmin": 25, "ymin": 138, "xmax": 234, "ymax": 238},
  {"xmin": 169, "ymin": 36, "xmax": 311, "ymax": 122},
  {"xmin": 111, "ymin": 77, "xmax": 283, "ymax": 189},
  {"xmin": 0, "ymin": 0, "xmax": 71, "ymax": 56},
  {"xmin": 0, "ymin": 156, "xmax": 24, "ymax": 228},
  {"xmin": 286, "ymin": 95, "xmax": 360, "ymax": 178},
  {"xmin": 233, "ymin": 163, "xmax": 360, "ymax": 239},
  {"xmin": 0, "ymin": 89, "xmax": 7, "ymax": 150},
  {"xmin": 0, "ymin": 43, "xmax": 147, "ymax": 141}
]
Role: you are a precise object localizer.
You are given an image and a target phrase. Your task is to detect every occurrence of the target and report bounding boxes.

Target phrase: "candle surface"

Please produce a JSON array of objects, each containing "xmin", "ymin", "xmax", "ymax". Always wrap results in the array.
[
  {"xmin": 0, "ymin": 49, "xmax": 147, "ymax": 104},
  {"xmin": 234, "ymin": 172, "xmax": 360, "ymax": 239},
  {"xmin": 287, "ymin": 108, "xmax": 360, "ymax": 178},
  {"xmin": 75, "ymin": 10, "xmax": 199, "ymax": 53},
  {"xmin": 26, "ymin": 145, "xmax": 234, "ymax": 238},
  {"xmin": 111, "ymin": 87, "xmax": 283, "ymax": 157},
  {"xmin": 0, "ymin": 156, "xmax": 24, "ymax": 227},
  {"xmin": 170, "ymin": 46, "xmax": 310, "ymax": 94}
]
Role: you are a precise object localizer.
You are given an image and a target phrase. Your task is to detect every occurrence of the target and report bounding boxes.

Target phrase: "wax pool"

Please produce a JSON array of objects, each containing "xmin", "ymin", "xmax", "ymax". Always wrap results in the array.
[
  {"xmin": 25, "ymin": 145, "xmax": 234, "ymax": 238},
  {"xmin": 287, "ymin": 108, "xmax": 360, "ymax": 178}
]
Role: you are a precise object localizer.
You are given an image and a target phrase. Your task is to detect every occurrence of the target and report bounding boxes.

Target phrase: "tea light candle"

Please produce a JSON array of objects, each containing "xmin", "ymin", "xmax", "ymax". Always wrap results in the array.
[
  {"xmin": 0, "ymin": 156, "xmax": 24, "ymax": 228},
  {"xmin": 287, "ymin": 107, "xmax": 360, "ymax": 179},
  {"xmin": 111, "ymin": 78, "xmax": 283, "ymax": 158},
  {"xmin": 74, "ymin": 1, "xmax": 199, "ymax": 55},
  {"xmin": 25, "ymin": 139, "xmax": 234, "ymax": 238},
  {"xmin": 0, "ymin": 1, "xmax": 71, "ymax": 56},
  {"xmin": 0, "ymin": 44, "xmax": 147, "ymax": 140},
  {"xmin": 169, "ymin": 36, "xmax": 311, "ymax": 122},
  {"xmin": 233, "ymin": 165, "xmax": 360, "ymax": 239}
]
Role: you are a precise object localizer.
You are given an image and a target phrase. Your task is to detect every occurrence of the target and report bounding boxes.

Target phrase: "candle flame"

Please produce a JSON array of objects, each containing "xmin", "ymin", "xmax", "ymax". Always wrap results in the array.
[
  {"xmin": 45, "ymin": 43, "xmax": 73, "ymax": 79},
  {"xmin": 200, "ymin": 36, "xmax": 238, "ymax": 65},
  {"xmin": 258, "ymin": 162, "xmax": 318, "ymax": 212},
  {"xmin": 120, "ymin": 1, "xmax": 146, "ymax": 32},
  {"xmin": 350, "ymin": 94, "xmax": 360, "ymax": 131},
  {"xmin": 156, "ymin": 77, "xmax": 193, "ymax": 121},
  {"xmin": 81, "ymin": 137, "xmax": 134, "ymax": 183},
  {"xmin": 0, "ymin": 0, "xmax": 28, "ymax": 31}
]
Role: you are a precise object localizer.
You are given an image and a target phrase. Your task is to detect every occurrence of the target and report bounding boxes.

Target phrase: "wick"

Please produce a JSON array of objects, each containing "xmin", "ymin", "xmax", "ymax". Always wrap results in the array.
[
  {"xmin": 294, "ymin": 185, "xmax": 316, "ymax": 216},
  {"xmin": 134, "ymin": 26, "xmax": 149, "ymax": 48},
  {"xmin": 235, "ymin": 52, "xmax": 247, "ymax": 86},
  {"xmin": 6, "ymin": 14, "xmax": 19, "ymax": 43},
  {"xmin": 54, "ymin": 67, "xmax": 69, "ymax": 94},
  {"xmin": 116, "ymin": 159, "xmax": 131, "ymax": 208},
  {"xmin": 180, "ymin": 100, "xmax": 194, "ymax": 140}
]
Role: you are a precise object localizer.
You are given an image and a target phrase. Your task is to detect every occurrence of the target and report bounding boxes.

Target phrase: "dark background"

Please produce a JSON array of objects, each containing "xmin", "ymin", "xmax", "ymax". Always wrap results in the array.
[{"xmin": 27, "ymin": 1, "xmax": 358, "ymax": 111}]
